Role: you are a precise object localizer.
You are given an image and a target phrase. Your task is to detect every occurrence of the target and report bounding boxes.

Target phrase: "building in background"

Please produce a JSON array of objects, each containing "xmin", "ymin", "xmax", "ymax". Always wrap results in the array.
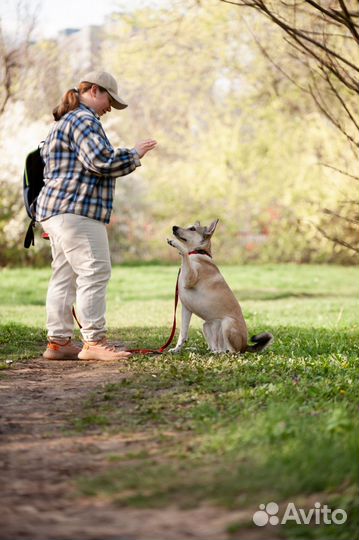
[{"xmin": 57, "ymin": 24, "xmax": 103, "ymax": 73}]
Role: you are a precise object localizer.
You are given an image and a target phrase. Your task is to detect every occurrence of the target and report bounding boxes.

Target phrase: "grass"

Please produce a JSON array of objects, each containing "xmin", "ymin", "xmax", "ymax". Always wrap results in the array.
[{"xmin": 0, "ymin": 263, "xmax": 358, "ymax": 538}]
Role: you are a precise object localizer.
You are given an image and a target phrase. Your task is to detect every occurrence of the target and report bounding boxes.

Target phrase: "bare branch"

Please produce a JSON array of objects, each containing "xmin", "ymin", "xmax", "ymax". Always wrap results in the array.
[
  {"xmin": 310, "ymin": 221, "xmax": 359, "ymax": 253},
  {"xmin": 323, "ymin": 208, "xmax": 359, "ymax": 225},
  {"xmin": 243, "ymin": 2, "xmax": 359, "ymax": 72},
  {"xmin": 220, "ymin": 0, "xmax": 359, "ymax": 254},
  {"xmin": 282, "ymin": 33, "xmax": 359, "ymax": 93},
  {"xmin": 325, "ymin": 72, "xmax": 359, "ymax": 132},
  {"xmin": 309, "ymin": 81, "xmax": 359, "ymax": 147},
  {"xmin": 305, "ymin": 0, "xmax": 359, "ymax": 38},
  {"xmin": 319, "ymin": 162, "xmax": 359, "ymax": 181},
  {"xmin": 338, "ymin": 0, "xmax": 359, "ymax": 43},
  {"xmin": 241, "ymin": 16, "xmax": 309, "ymax": 94}
]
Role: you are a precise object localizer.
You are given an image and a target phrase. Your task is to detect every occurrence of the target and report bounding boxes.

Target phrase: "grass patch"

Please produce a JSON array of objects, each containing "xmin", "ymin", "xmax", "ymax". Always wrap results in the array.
[
  {"xmin": 74, "ymin": 329, "xmax": 357, "ymax": 507},
  {"xmin": 1, "ymin": 264, "xmax": 358, "ymax": 329},
  {"xmin": 74, "ymin": 325, "xmax": 358, "ymax": 540},
  {"xmin": 0, "ymin": 322, "xmax": 46, "ymax": 367},
  {"xmin": 1, "ymin": 263, "xmax": 358, "ymax": 538}
]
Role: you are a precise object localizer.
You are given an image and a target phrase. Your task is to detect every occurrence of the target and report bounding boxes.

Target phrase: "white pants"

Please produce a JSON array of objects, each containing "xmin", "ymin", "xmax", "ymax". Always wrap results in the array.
[{"xmin": 41, "ymin": 213, "xmax": 111, "ymax": 342}]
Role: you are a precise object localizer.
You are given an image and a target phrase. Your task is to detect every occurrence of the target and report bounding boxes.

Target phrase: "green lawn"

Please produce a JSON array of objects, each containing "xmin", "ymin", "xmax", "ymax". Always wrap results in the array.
[
  {"xmin": 1, "ymin": 263, "xmax": 358, "ymax": 330},
  {"xmin": 0, "ymin": 263, "xmax": 358, "ymax": 539}
]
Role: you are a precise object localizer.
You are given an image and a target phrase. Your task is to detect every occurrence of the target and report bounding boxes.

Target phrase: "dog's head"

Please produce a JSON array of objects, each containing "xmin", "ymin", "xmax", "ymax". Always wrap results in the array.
[{"xmin": 172, "ymin": 219, "xmax": 219, "ymax": 252}]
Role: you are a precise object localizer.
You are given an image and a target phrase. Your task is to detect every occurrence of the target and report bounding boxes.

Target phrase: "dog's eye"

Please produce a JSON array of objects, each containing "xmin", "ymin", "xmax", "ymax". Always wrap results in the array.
[{"xmin": 188, "ymin": 227, "xmax": 196, "ymax": 231}]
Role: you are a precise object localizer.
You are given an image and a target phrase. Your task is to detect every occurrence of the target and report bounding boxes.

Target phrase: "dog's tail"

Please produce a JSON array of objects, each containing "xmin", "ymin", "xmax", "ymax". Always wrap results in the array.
[{"xmin": 246, "ymin": 332, "xmax": 274, "ymax": 353}]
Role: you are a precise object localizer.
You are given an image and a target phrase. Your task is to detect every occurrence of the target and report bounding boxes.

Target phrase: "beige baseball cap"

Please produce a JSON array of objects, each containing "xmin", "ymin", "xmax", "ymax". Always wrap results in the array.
[{"xmin": 80, "ymin": 71, "xmax": 128, "ymax": 110}]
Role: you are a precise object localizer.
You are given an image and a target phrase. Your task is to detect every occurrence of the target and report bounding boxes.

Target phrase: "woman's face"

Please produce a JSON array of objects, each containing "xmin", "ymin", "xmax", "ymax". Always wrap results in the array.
[{"xmin": 90, "ymin": 85, "xmax": 113, "ymax": 116}]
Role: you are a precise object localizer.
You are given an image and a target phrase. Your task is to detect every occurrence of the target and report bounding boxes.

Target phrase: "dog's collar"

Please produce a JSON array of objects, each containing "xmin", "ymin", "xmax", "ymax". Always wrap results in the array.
[{"xmin": 188, "ymin": 249, "xmax": 212, "ymax": 258}]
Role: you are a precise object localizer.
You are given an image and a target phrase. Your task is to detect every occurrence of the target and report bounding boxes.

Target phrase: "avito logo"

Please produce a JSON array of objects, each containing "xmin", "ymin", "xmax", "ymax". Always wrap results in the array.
[{"xmin": 253, "ymin": 501, "xmax": 347, "ymax": 526}]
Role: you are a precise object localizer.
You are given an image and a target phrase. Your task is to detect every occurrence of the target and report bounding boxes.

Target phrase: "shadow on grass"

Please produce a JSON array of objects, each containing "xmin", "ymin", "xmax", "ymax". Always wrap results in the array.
[
  {"xmin": 108, "ymin": 289, "xmax": 354, "ymax": 303},
  {"xmin": 233, "ymin": 289, "xmax": 354, "ymax": 301}
]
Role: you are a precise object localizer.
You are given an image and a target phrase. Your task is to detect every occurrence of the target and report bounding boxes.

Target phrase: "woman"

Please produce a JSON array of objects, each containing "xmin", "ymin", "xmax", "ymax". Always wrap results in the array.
[{"xmin": 37, "ymin": 71, "xmax": 157, "ymax": 361}]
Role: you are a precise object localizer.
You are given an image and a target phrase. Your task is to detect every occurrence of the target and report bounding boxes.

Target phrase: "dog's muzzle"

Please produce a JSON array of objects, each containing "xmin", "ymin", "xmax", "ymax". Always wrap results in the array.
[{"xmin": 172, "ymin": 226, "xmax": 186, "ymax": 242}]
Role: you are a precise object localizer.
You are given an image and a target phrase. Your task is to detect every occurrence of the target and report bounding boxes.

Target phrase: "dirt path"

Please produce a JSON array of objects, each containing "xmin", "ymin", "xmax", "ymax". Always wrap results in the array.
[{"xmin": 0, "ymin": 358, "xmax": 265, "ymax": 540}]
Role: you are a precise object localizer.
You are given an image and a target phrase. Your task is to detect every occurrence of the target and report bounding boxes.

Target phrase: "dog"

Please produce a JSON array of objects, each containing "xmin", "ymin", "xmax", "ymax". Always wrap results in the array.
[{"xmin": 167, "ymin": 219, "xmax": 273, "ymax": 354}]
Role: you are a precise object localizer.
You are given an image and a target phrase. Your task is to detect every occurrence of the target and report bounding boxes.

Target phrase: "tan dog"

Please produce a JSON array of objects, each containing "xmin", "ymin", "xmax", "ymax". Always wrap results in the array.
[{"xmin": 167, "ymin": 219, "xmax": 273, "ymax": 354}]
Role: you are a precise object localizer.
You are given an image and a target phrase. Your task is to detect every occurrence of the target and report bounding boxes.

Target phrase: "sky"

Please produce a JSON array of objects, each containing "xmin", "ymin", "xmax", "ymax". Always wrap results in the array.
[{"xmin": 0, "ymin": 0, "xmax": 167, "ymax": 39}]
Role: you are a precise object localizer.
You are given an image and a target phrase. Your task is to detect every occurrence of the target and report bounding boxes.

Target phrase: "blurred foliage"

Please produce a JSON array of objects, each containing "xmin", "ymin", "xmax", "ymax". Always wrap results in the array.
[{"xmin": 0, "ymin": 0, "xmax": 357, "ymax": 266}]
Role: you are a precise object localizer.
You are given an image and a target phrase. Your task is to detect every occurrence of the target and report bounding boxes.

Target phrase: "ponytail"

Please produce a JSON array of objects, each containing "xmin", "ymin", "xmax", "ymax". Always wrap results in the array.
[{"xmin": 52, "ymin": 82, "xmax": 92, "ymax": 121}]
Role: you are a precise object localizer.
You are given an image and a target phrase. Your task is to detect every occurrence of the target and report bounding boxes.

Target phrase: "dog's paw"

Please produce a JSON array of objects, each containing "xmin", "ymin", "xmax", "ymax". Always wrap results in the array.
[
  {"xmin": 168, "ymin": 346, "xmax": 183, "ymax": 354},
  {"xmin": 167, "ymin": 238, "xmax": 183, "ymax": 251}
]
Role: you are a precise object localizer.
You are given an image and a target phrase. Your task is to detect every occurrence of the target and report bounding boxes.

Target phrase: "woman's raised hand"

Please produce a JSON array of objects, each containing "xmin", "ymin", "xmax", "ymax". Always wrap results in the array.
[{"xmin": 135, "ymin": 139, "xmax": 157, "ymax": 158}]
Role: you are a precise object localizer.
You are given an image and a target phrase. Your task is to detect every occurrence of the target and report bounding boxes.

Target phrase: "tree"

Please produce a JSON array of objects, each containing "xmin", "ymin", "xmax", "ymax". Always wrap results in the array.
[
  {"xmin": 0, "ymin": 0, "xmax": 356, "ymax": 265},
  {"xmin": 100, "ymin": 1, "xmax": 356, "ymax": 263},
  {"xmin": 220, "ymin": 0, "xmax": 359, "ymax": 253},
  {"xmin": 0, "ymin": 1, "xmax": 37, "ymax": 114}
]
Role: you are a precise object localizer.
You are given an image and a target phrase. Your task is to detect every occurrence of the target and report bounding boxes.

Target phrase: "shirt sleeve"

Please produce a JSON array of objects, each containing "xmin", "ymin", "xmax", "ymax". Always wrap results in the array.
[{"xmin": 70, "ymin": 113, "xmax": 141, "ymax": 177}]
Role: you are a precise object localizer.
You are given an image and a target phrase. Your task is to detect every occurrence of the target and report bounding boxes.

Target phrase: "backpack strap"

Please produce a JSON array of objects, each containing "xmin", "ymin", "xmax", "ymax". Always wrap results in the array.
[{"xmin": 24, "ymin": 219, "xmax": 35, "ymax": 249}]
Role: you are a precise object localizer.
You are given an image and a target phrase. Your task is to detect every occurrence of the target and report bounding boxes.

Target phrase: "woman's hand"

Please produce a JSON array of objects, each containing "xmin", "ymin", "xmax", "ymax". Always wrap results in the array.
[{"xmin": 135, "ymin": 139, "xmax": 157, "ymax": 158}]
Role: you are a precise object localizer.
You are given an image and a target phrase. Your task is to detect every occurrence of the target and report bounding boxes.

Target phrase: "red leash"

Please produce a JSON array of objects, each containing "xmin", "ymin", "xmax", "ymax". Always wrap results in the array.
[
  {"xmin": 127, "ymin": 269, "xmax": 180, "ymax": 354},
  {"xmin": 72, "ymin": 269, "xmax": 180, "ymax": 355},
  {"xmin": 119, "ymin": 252, "xmax": 210, "ymax": 353},
  {"xmin": 71, "ymin": 251, "xmax": 211, "ymax": 355}
]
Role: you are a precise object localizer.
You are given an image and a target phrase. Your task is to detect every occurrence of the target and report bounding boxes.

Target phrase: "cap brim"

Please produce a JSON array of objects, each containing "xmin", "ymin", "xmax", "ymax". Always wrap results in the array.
[{"xmin": 108, "ymin": 90, "xmax": 128, "ymax": 110}]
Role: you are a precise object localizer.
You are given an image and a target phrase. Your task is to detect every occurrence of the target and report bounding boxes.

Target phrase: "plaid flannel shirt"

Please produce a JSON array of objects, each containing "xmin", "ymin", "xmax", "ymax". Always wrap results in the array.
[{"xmin": 36, "ymin": 103, "xmax": 141, "ymax": 224}]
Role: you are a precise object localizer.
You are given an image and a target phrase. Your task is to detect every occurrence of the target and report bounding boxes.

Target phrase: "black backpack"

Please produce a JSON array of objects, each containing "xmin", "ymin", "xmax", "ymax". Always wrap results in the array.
[{"xmin": 23, "ymin": 145, "xmax": 46, "ymax": 248}]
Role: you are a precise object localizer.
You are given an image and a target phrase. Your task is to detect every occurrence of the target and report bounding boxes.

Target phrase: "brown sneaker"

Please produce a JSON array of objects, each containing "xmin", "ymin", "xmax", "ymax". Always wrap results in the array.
[
  {"xmin": 78, "ymin": 338, "xmax": 132, "ymax": 361},
  {"xmin": 43, "ymin": 339, "xmax": 82, "ymax": 360}
]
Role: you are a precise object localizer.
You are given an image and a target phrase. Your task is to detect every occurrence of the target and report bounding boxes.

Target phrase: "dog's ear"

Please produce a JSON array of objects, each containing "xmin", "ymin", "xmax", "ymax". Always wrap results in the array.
[{"xmin": 204, "ymin": 219, "xmax": 219, "ymax": 237}]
